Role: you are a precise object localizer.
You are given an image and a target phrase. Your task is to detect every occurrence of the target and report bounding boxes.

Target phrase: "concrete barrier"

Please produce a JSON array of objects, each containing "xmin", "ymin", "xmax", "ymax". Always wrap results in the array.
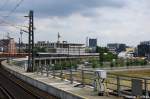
[{"xmin": 1, "ymin": 60, "xmax": 84, "ymax": 99}]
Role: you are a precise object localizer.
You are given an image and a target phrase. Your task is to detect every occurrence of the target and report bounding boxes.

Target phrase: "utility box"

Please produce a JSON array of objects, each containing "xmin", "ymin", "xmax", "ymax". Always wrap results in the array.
[
  {"xmin": 132, "ymin": 79, "xmax": 142, "ymax": 96},
  {"xmin": 95, "ymin": 70, "xmax": 107, "ymax": 79}
]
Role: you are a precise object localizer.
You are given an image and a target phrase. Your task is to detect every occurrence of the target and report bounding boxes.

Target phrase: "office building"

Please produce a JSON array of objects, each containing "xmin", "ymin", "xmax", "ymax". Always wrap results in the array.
[
  {"xmin": 137, "ymin": 41, "xmax": 150, "ymax": 58},
  {"xmin": 85, "ymin": 38, "xmax": 97, "ymax": 53},
  {"xmin": 107, "ymin": 43, "xmax": 126, "ymax": 54},
  {"xmin": 34, "ymin": 41, "xmax": 86, "ymax": 55},
  {"xmin": 89, "ymin": 38, "xmax": 97, "ymax": 48}
]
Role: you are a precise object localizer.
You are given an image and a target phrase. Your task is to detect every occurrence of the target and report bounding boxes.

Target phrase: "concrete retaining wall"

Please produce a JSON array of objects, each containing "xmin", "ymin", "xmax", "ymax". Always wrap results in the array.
[{"xmin": 1, "ymin": 61, "xmax": 84, "ymax": 99}]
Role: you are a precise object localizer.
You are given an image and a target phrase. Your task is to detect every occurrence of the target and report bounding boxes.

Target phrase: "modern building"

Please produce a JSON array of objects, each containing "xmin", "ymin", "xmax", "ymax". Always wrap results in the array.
[
  {"xmin": 137, "ymin": 41, "xmax": 150, "ymax": 58},
  {"xmin": 86, "ymin": 38, "xmax": 97, "ymax": 53},
  {"xmin": 89, "ymin": 38, "xmax": 97, "ymax": 48},
  {"xmin": 0, "ymin": 38, "xmax": 16, "ymax": 53},
  {"xmin": 107, "ymin": 43, "xmax": 126, "ymax": 54},
  {"xmin": 34, "ymin": 41, "xmax": 86, "ymax": 55}
]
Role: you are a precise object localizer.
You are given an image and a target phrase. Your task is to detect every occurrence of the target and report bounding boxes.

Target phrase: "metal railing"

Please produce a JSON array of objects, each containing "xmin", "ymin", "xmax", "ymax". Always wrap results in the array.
[
  {"xmin": 35, "ymin": 63, "xmax": 150, "ymax": 98},
  {"xmin": 107, "ymin": 73, "xmax": 150, "ymax": 98},
  {"xmin": 11, "ymin": 59, "xmax": 150, "ymax": 98}
]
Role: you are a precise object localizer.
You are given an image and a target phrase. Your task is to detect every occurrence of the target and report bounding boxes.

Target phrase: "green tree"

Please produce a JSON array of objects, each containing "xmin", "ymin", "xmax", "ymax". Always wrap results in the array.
[
  {"xmin": 96, "ymin": 46, "xmax": 118, "ymax": 64},
  {"xmin": 34, "ymin": 47, "xmax": 47, "ymax": 54}
]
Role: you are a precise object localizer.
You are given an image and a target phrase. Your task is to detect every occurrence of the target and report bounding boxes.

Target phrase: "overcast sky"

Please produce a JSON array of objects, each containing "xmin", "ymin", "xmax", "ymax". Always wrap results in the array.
[{"xmin": 0, "ymin": 0, "xmax": 150, "ymax": 46}]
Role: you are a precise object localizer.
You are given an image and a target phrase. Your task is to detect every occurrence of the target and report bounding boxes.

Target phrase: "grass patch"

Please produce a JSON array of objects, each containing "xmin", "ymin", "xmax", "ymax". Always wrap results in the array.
[{"xmin": 111, "ymin": 69, "xmax": 150, "ymax": 77}]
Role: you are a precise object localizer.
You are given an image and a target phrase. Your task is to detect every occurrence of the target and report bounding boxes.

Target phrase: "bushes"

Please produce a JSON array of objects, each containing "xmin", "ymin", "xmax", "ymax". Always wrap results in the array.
[
  {"xmin": 90, "ymin": 58, "xmax": 148, "ymax": 68},
  {"xmin": 139, "ymin": 60, "xmax": 147, "ymax": 65},
  {"xmin": 125, "ymin": 59, "xmax": 147, "ymax": 66},
  {"xmin": 92, "ymin": 61, "xmax": 99, "ymax": 68},
  {"xmin": 52, "ymin": 61, "xmax": 78, "ymax": 70}
]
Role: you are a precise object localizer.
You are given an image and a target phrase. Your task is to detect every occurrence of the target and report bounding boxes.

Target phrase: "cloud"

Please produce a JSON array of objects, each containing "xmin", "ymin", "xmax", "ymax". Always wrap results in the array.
[
  {"xmin": 34, "ymin": 0, "xmax": 150, "ymax": 46},
  {"xmin": 0, "ymin": 0, "xmax": 150, "ymax": 47},
  {"xmin": 1, "ymin": 0, "xmax": 125, "ymax": 17}
]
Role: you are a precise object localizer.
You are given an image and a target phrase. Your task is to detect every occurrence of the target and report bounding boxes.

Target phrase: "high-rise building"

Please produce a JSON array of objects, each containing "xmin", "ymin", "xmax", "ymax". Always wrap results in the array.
[
  {"xmin": 89, "ymin": 38, "xmax": 97, "ymax": 48},
  {"xmin": 137, "ymin": 41, "xmax": 150, "ymax": 58}
]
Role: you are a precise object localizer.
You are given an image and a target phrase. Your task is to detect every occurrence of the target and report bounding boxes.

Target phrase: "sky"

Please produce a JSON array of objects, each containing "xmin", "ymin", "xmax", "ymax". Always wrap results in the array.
[{"xmin": 0, "ymin": 0, "xmax": 150, "ymax": 47}]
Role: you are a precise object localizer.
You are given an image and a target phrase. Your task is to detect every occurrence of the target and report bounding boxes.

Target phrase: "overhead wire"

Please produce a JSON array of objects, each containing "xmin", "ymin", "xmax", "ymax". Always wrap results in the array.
[
  {"xmin": 0, "ymin": 0, "xmax": 25, "ymax": 29},
  {"xmin": 4, "ymin": 0, "xmax": 24, "ymax": 18},
  {"xmin": 0, "ymin": 19, "xmax": 28, "ymax": 29}
]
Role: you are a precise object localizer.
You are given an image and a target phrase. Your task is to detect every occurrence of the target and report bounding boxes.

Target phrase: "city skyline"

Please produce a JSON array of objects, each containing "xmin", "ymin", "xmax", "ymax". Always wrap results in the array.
[{"xmin": 0, "ymin": 0, "xmax": 150, "ymax": 46}]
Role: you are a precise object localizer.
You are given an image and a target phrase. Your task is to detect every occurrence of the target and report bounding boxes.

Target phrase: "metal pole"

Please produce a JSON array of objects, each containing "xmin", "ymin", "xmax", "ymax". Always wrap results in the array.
[
  {"xmin": 31, "ymin": 11, "xmax": 35, "ymax": 71},
  {"xmin": 60, "ymin": 59, "xmax": 63, "ymax": 80},
  {"xmin": 117, "ymin": 76, "xmax": 121, "ymax": 96},
  {"xmin": 45, "ymin": 59, "xmax": 49, "ymax": 77},
  {"xmin": 27, "ymin": 10, "xmax": 34, "ymax": 72},
  {"xmin": 36, "ymin": 61, "xmax": 39, "ymax": 74},
  {"xmin": 144, "ymin": 79, "xmax": 148, "ymax": 98},
  {"xmin": 70, "ymin": 59, "xmax": 73, "ymax": 84},
  {"xmin": 20, "ymin": 29, "xmax": 23, "ymax": 53},
  {"xmin": 18, "ymin": 38, "xmax": 21, "ymax": 53},
  {"xmin": 41, "ymin": 60, "xmax": 43, "ymax": 75},
  {"xmin": 81, "ymin": 67, "xmax": 85, "ymax": 86},
  {"xmin": 61, "ymin": 42, "xmax": 64, "ymax": 80},
  {"xmin": 39, "ymin": 59, "xmax": 42, "ymax": 75},
  {"xmin": 53, "ymin": 60, "xmax": 56, "ymax": 78},
  {"xmin": 49, "ymin": 60, "xmax": 52, "ymax": 76},
  {"xmin": 68, "ymin": 44, "xmax": 73, "ymax": 84}
]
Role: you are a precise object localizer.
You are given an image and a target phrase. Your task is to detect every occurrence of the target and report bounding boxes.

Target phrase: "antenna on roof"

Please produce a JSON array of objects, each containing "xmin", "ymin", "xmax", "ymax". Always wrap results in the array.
[
  {"xmin": 57, "ymin": 32, "xmax": 61, "ymax": 43},
  {"xmin": 6, "ymin": 32, "xmax": 10, "ymax": 39}
]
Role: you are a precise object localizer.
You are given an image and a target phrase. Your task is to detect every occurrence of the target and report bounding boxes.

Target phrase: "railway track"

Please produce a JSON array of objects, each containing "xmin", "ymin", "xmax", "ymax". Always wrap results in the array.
[
  {"xmin": 0, "ymin": 84, "xmax": 15, "ymax": 99},
  {"xmin": 0, "ymin": 67, "xmax": 58, "ymax": 99},
  {"xmin": 0, "ymin": 73, "xmax": 41, "ymax": 99},
  {"xmin": 0, "ymin": 71, "xmax": 40, "ymax": 99}
]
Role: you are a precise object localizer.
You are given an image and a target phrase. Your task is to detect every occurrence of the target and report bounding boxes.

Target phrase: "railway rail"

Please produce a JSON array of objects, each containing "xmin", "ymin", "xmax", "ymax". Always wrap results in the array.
[
  {"xmin": 0, "ymin": 67, "xmax": 58, "ymax": 99},
  {"xmin": 0, "ymin": 84, "xmax": 15, "ymax": 99}
]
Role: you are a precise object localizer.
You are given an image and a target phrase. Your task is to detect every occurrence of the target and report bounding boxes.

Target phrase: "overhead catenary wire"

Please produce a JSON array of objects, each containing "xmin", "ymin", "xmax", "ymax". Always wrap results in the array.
[
  {"xmin": 0, "ymin": 20, "xmax": 28, "ymax": 29},
  {"xmin": 0, "ymin": 0, "xmax": 29, "ymax": 44},
  {"xmin": 0, "ymin": 0, "xmax": 25, "ymax": 29},
  {"xmin": 4, "ymin": 0, "xmax": 24, "ymax": 18},
  {"xmin": 0, "ymin": 25, "xmax": 28, "ymax": 43}
]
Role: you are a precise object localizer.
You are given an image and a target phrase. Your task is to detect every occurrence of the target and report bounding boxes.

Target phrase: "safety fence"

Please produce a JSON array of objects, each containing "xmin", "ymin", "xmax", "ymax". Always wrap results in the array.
[
  {"xmin": 35, "ymin": 64, "xmax": 150, "ymax": 98},
  {"xmin": 11, "ymin": 60, "xmax": 150, "ymax": 98}
]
